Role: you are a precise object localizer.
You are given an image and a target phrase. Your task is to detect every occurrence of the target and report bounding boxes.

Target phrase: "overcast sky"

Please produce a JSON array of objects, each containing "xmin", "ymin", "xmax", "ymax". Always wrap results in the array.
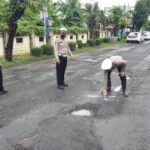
[
  {"xmin": 54, "ymin": 0, "xmax": 138, "ymax": 9},
  {"xmin": 81, "ymin": 0, "xmax": 138, "ymax": 9}
]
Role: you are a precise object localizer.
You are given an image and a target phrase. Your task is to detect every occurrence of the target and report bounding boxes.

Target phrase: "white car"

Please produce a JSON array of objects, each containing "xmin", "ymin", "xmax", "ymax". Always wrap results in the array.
[
  {"xmin": 142, "ymin": 31, "xmax": 150, "ymax": 40},
  {"xmin": 126, "ymin": 32, "xmax": 144, "ymax": 43}
]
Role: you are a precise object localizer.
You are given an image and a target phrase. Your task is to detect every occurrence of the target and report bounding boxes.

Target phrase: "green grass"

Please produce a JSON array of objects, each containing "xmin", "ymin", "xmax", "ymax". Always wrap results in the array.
[{"xmin": 0, "ymin": 54, "xmax": 52, "ymax": 68}]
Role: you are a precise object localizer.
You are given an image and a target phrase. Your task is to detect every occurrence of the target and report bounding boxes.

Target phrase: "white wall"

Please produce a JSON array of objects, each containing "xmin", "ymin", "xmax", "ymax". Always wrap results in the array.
[
  {"xmin": 0, "ymin": 32, "xmax": 89, "ymax": 57},
  {"xmin": 0, "ymin": 34, "xmax": 4, "ymax": 57},
  {"xmin": 52, "ymin": 33, "xmax": 88, "ymax": 45},
  {"xmin": 13, "ymin": 36, "xmax": 30, "ymax": 55},
  {"xmin": 66, "ymin": 34, "xmax": 76, "ymax": 42},
  {"xmin": 99, "ymin": 31, "xmax": 106, "ymax": 38},
  {"xmin": 34, "ymin": 36, "xmax": 46, "ymax": 47},
  {"xmin": 78, "ymin": 33, "xmax": 88, "ymax": 44}
]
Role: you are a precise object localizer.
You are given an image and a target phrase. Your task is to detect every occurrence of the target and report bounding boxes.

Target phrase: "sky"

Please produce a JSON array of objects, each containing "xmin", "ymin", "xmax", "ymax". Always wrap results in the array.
[
  {"xmin": 54, "ymin": 0, "xmax": 138, "ymax": 9},
  {"xmin": 81, "ymin": 0, "xmax": 138, "ymax": 9}
]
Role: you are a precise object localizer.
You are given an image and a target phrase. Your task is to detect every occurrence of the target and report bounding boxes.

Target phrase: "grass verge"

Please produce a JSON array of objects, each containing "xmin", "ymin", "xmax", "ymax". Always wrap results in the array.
[{"xmin": 0, "ymin": 55, "xmax": 52, "ymax": 68}]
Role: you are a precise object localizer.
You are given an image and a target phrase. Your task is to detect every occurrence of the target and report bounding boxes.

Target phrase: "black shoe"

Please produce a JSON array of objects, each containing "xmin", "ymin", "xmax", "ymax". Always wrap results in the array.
[
  {"xmin": 57, "ymin": 85, "xmax": 64, "ymax": 90},
  {"xmin": 63, "ymin": 83, "xmax": 68, "ymax": 87},
  {"xmin": 0, "ymin": 90, "xmax": 8, "ymax": 95}
]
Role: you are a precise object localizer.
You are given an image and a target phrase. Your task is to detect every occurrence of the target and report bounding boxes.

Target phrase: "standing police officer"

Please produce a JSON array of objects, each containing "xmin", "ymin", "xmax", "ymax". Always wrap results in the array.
[
  {"xmin": 0, "ymin": 65, "xmax": 7, "ymax": 95},
  {"xmin": 54, "ymin": 28, "xmax": 74, "ymax": 89}
]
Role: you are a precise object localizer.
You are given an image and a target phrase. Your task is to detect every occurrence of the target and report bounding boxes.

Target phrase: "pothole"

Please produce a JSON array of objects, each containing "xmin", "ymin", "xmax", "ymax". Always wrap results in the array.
[
  {"xmin": 0, "ymin": 124, "xmax": 4, "ymax": 128},
  {"xmin": 12, "ymin": 144, "xmax": 34, "ymax": 150},
  {"xmin": 70, "ymin": 103, "xmax": 100, "ymax": 117},
  {"xmin": 71, "ymin": 109, "xmax": 93, "ymax": 116},
  {"xmin": 87, "ymin": 94, "xmax": 100, "ymax": 98}
]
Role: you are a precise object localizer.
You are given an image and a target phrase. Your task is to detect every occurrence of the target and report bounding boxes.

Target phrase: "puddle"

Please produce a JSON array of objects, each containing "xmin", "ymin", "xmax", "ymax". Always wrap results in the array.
[
  {"xmin": 71, "ymin": 109, "xmax": 93, "ymax": 116},
  {"xmin": 114, "ymin": 86, "xmax": 121, "ymax": 92}
]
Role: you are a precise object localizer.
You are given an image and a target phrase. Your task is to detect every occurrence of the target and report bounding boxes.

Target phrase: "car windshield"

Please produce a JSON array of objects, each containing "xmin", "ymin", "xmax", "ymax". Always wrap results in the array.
[
  {"xmin": 128, "ymin": 32, "xmax": 139, "ymax": 36},
  {"xmin": 143, "ymin": 32, "xmax": 150, "ymax": 35}
]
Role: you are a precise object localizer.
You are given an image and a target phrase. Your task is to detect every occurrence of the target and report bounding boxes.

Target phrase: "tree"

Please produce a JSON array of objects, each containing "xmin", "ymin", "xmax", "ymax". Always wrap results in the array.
[
  {"xmin": 0, "ymin": 0, "xmax": 9, "ymax": 49},
  {"xmin": 99, "ymin": 10, "xmax": 108, "ymax": 27},
  {"xmin": 109, "ymin": 6, "xmax": 123, "ymax": 36},
  {"xmin": 141, "ymin": 0, "xmax": 150, "ymax": 14},
  {"xmin": 17, "ymin": 7, "xmax": 44, "ymax": 49},
  {"xmin": 85, "ymin": 2, "xmax": 101, "ymax": 38},
  {"xmin": 133, "ymin": 0, "xmax": 148, "ymax": 31},
  {"xmin": 119, "ymin": 17, "xmax": 128, "ymax": 38},
  {"xmin": 59, "ymin": 0, "xmax": 85, "ymax": 27},
  {"xmin": 145, "ymin": 20, "xmax": 150, "ymax": 30},
  {"xmin": 5, "ymin": 0, "xmax": 28, "ymax": 61}
]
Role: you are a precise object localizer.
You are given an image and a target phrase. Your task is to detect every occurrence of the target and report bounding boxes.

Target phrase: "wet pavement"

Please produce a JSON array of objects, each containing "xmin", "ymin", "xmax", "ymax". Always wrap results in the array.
[{"xmin": 0, "ymin": 41, "xmax": 150, "ymax": 150}]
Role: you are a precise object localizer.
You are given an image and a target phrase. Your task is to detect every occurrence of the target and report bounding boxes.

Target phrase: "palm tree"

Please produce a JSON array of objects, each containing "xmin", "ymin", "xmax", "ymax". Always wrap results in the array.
[
  {"xmin": 85, "ymin": 2, "xmax": 101, "ymax": 38},
  {"xmin": 109, "ymin": 6, "xmax": 123, "ymax": 36},
  {"xmin": 60, "ymin": 0, "xmax": 85, "ymax": 27}
]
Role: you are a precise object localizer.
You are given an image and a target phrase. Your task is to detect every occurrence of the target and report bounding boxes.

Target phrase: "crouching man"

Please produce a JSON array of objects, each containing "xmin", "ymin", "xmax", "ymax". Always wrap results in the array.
[{"xmin": 101, "ymin": 55, "xmax": 128, "ymax": 97}]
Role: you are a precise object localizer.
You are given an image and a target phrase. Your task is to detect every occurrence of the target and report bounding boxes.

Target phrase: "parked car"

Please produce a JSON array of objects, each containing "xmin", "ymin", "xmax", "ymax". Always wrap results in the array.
[
  {"xmin": 142, "ymin": 31, "xmax": 150, "ymax": 40},
  {"xmin": 126, "ymin": 32, "xmax": 144, "ymax": 43}
]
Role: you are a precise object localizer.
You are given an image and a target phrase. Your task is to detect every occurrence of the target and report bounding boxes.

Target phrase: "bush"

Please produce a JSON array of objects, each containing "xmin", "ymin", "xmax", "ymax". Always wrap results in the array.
[
  {"xmin": 31, "ymin": 47, "xmax": 43, "ymax": 57},
  {"xmin": 95, "ymin": 38, "xmax": 102, "ymax": 45},
  {"xmin": 41, "ymin": 44, "xmax": 53, "ymax": 55},
  {"xmin": 69, "ymin": 42, "xmax": 76, "ymax": 51},
  {"xmin": 103, "ymin": 38, "xmax": 111, "ymax": 43},
  {"xmin": 87, "ymin": 39, "xmax": 95, "ymax": 47},
  {"xmin": 77, "ymin": 40, "xmax": 83, "ymax": 49}
]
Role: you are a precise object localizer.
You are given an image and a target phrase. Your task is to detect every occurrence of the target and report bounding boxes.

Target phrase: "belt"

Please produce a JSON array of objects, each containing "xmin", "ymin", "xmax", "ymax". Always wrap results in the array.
[{"xmin": 58, "ymin": 54, "xmax": 67, "ymax": 57}]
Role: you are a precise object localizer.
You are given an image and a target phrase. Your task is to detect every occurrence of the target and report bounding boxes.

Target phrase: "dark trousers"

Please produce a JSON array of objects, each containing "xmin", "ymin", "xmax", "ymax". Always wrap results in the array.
[
  {"xmin": 107, "ymin": 65, "xmax": 127, "ymax": 92},
  {"xmin": 56, "ymin": 56, "xmax": 67, "ymax": 86},
  {"xmin": 0, "ymin": 66, "xmax": 4, "ymax": 91}
]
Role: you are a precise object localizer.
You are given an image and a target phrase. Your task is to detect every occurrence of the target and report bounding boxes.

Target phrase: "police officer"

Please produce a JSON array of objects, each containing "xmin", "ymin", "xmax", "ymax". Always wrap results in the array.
[
  {"xmin": 54, "ymin": 27, "xmax": 75, "ymax": 89},
  {"xmin": 101, "ymin": 55, "xmax": 128, "ymax": 98},
  {"xmin": 0, "ymin": 65, "xmax": 7, "ymax": 95}
]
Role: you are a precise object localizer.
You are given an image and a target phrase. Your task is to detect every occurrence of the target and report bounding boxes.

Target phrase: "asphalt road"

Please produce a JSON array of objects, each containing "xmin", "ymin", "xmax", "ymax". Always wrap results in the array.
[{"xmin": 0, "ymin": 41, "xmax": 150, "ymax": 150}]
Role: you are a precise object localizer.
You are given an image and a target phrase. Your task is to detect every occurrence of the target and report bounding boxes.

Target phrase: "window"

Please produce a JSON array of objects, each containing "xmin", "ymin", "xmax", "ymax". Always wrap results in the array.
[
  {"xmin": 81, "ymin": 35, "xmax": 84, "ymax": 38},
  {"xmin": 16, "ymin": 38, "xmax": 23, "ymax": 43},
  {"xmin": 39, "ymin": 37, "xmax": 44, "ymax": 42},
  {"xmin": 70, "ymin": 35, "xmax": 73, "ymax": 39}
]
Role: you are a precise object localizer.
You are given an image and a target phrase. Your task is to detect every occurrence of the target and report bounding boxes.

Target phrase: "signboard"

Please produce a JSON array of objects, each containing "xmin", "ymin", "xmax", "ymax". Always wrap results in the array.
[{"xmin": 45, "ymin": 17, "xmax": 53, "ymax": 38}]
